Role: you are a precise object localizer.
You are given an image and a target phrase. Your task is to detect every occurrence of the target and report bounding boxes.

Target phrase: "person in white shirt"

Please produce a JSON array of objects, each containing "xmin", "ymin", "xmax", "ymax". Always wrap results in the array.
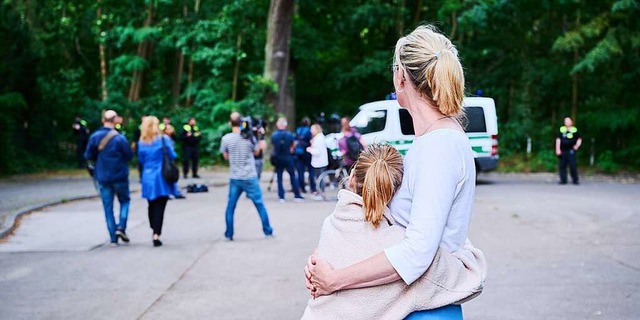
[
  {"xmin": 305, "ymin": 24, "xmax": 477, "ymax": 320},
  {"xmin": 306, "ymin": 124, "xmax": 328, "ymax": 201}
]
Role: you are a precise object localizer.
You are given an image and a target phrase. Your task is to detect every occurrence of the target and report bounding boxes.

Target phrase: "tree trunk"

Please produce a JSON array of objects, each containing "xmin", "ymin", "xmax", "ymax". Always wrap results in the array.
[
  {"xmin": 413, "ymin": 0, "xmax": 423, "ymax": 28},
  {"xmin": 571, "ymin": 9, "xmax": 580, "ymax": 123},
  {"xmin": 263, "ymin": 0, "xmax": 295, "ymax": 123},
  {"xmin": 97, "ymin": 5, "xmax": 108, "ymax": 101},
  {"xmin": 128, "ymin": 0, "xmax": 155, "ymax": 102},
  {"xmin": 171, "ymin": 4, "xmax": 189, "ymax": 107},
  {"xmin": 185, "ymin": 0, "xmax": 201, "ymax": 108},
  {"xmin": 449, "ymin": 11, "xmax": 458, "ymax": 40},
  {"xmin": 396, "ymin": 0, "xmax": 405, "ymax": 36},
  {"xmin": 232, "ymin": 32, "xmax": 243, "ymax": 101}
]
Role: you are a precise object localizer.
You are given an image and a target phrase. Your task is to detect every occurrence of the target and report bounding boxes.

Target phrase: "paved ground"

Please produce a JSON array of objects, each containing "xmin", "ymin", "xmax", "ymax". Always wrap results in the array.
[{"xmin": 0, "ymin": 172, "xmax": 639, "ymax": 319}]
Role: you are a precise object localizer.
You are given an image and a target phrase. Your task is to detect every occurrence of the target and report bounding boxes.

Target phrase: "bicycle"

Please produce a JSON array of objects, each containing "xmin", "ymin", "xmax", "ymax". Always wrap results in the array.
[{"xmin": 315, "ymin": 161, "xmax": 349, "ymax": 201}]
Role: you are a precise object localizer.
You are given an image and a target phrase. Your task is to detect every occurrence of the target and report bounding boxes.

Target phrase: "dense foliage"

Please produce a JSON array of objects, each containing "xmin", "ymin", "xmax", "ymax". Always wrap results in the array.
[{"xmin": 1, "ymin": 0, "xmax": 638, "ymax": 174}]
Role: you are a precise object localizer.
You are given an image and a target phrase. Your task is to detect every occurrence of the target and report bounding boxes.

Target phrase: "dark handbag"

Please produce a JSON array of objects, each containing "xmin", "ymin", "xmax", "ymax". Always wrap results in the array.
[{"xmin": 161, "ymin": 136, "xmax": 180, "ymax": 184}]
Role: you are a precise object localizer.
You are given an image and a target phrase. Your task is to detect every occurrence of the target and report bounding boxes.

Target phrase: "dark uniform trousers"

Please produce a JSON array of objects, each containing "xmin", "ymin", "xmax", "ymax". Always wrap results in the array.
[
  {"xmin": 559, "ymin": 149, "xmax": 578, "ymax": 184},
  {"xmin": 183, "ymin": 146, "xmax": 199, "ymax": 177}
]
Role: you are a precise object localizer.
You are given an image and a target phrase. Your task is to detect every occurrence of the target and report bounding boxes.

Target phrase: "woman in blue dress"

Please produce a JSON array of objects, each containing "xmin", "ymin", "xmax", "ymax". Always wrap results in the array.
[
  {"xmin": 138, "ymin": 116, "xmax": 177, "ymax": 247},
  {"xmin": 305, "ymin": 25, "xmax": 477, "ymax": 319}
]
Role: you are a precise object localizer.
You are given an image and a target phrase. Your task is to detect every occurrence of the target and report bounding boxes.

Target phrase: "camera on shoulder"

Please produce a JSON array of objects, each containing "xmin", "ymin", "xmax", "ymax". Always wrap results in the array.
[{"xmin": 240, "ymin": 117, "xmax": 266, "ymax": 140}]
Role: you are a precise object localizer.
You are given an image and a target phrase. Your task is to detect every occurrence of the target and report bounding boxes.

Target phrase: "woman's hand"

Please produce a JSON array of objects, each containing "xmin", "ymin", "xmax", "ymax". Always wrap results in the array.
[{"xmin": 309, "ymin": 255, "xmax": 338, "ymax": 298}]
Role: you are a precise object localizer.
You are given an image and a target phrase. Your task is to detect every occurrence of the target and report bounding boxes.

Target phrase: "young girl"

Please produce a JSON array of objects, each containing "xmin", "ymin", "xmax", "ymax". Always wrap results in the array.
[{"xmin": 302, "ymin": 144, "xmax": 485, "ymax": 319}]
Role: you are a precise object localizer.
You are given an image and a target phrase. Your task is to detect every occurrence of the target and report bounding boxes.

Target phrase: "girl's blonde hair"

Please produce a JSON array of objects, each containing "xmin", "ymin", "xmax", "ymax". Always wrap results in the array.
[
  {"xmin": 351, "ymin": 144, "xmax": 404, "ymax": 228},
  {"xmin": 140, "ymin": 116, "xmax": 162, "ymax": 143},
  {"xmin": 394, "ymin": 25, "xmax": 465, "ymax": 117}
]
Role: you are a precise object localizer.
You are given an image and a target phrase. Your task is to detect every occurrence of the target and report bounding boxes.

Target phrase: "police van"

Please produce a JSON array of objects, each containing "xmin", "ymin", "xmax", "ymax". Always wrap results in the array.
[{"xmin": 348, "ymin": 97, "xmax": 499, "ymax": 172}]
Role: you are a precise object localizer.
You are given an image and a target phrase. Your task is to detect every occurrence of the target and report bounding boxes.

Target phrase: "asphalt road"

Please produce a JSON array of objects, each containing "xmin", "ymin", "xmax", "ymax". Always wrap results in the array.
[{"xmin": 0, "ymin": 173, "xmax": 638, "ymax": 320}]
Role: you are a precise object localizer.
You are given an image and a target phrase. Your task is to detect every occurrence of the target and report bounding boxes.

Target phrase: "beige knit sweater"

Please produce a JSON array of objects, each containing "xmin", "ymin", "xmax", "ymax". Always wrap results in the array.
[{"xmin": 302, "ymin": 190, "xmax": 486, "ymax": 320}]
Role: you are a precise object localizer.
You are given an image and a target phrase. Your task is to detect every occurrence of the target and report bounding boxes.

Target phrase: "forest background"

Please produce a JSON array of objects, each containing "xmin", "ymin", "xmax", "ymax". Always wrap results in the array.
[{"xmin": 1, "ymin": 0, "xmax": 638, "ymax": 175}]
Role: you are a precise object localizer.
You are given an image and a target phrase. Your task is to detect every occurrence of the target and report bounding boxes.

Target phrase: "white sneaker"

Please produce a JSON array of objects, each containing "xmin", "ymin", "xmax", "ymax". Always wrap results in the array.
[
  {"xmin": 314, "ymin": 194, "xmax": 324, "ymax": 201},
  {"xmin": 279, "ymin": 199, "xmax": 286, "ymax": 204},
  {"xmin": 293, "ymin": 197, "xmax": 305, "ymax": 203}
]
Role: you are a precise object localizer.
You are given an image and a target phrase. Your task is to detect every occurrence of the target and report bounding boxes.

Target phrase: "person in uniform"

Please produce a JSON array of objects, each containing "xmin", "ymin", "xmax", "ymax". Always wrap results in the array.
[
  {"xmin": 180, "ymin": 117, "xmax": 201, "ymax": 179},
  {"xmin": 555, "ymin": 116, "xmax": 582, "ymax": 185},
  {"xmin": 72, "ymin": 115, "xmax": 90, "ymax": 168}
]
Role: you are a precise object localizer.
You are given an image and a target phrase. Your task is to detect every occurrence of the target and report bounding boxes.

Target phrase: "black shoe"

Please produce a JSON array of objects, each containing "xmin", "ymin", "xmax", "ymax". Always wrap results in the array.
[
  {"xmin": 116, "ymin": 229, "xmax": 130, "ymax": 243},
  {"xmin": 174, "ymin": 194, "xmax": 186, "ymax": 199},
  {"xmin": 193, "ymin": 174, "xmax": 201, "ymax": 179},
  {"xmin": 573, "ymin": 181, "xmax": 580, "ymax": 185},
  {"xmin": 153, "ymin": 239, "xmax": 163, "ymax": 247},
  {"xmin": 183, "ymin": 175, "xmax": 188, "ymax": 179},
  {"xmin": 558, "ymin": 181, "xmax": 567, "ymax": 185}
]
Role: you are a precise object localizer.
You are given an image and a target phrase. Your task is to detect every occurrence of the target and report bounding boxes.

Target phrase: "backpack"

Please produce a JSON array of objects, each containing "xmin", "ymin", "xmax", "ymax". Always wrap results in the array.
[
  {"xmin": 270, "ymin": 131, "xmax": 290, "ymax": 165},
  {"xmin": 346, "ymin": 134, "xmax": 363, "ymax": 161}
]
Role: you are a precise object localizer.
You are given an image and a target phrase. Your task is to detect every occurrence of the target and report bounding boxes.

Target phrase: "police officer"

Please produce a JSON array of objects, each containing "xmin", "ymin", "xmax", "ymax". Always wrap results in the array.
[
  {"xmin": 115, "ymin": 115, "xmax": 126, "ymax": 136},
  {"xmin": 555, "ymin": 116, "xmax": 582, "ymax": 185},
  {"xmin": 180, "ymin": 117, "xmax": 201, "ymax": 179},
  {"xmin": 72, "ymin": 115, "xmax": 90, "ymax": 168}
]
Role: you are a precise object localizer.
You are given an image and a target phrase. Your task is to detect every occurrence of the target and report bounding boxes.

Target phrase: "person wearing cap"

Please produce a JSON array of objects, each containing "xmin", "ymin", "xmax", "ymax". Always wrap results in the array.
[
  {"xmin": 180, "ymin": 117, "xmax": 201, "ymax": 179},
  {"xmin": 84, "ymin": 110, "xmax": 133, "ymax": 246}
]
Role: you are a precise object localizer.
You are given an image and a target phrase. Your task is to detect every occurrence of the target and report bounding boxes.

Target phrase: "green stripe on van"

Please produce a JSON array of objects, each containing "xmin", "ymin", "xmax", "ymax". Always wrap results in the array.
[
  {"xmin": 468, "ymin": 135, "xmax": 490, "ymax": 140},
  {"xmin": 471, "ymin": 146, "xmax": 484, "ymax": 153}
]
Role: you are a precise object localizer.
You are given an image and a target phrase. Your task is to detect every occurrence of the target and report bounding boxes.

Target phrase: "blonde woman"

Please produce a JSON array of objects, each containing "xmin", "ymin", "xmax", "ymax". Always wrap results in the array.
[
  {"xmin": 306, "ymin": 25, "xmax": 478, "ymax": 319},
  {"xmin": 138, "ymin": 116, "xmax": 177, "ymax": 247},
  {"xmin": 302, "ymin": 144, "xmax": 484, "ymax": 319},
  {"xmin": 306, "ymin": 124, "xmax": 328, "ymax": 200}
]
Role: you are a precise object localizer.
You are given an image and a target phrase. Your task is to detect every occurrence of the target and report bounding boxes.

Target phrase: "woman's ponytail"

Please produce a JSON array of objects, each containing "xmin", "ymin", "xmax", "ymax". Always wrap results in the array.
[{"xmin": 431, "ymin": 49, "xmax": 465, "ymax": 117}]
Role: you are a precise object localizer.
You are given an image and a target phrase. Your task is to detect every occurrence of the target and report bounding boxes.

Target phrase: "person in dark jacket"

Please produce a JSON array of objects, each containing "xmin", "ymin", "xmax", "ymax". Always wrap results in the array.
[
  {"xmin": 84, "ymin": 110, "xmax": 133, "ymax": 246},
  {"xmin": 138, "ymin": 116, "xmax": 177, "ymax": 247},
  {"xmin": 180, "ymin": 117, "xmax": 201, "ymax": 179},
  {"xmin": 271, "ymin": 117, "xmax": 304, "ymax": 203},
  {"xmin": 295, "ymin": 117, "xmax": 314, "ymax": 194},
  {"xmin": 72, "ymin": 115, "xmax": 90, "ymax": 168}
]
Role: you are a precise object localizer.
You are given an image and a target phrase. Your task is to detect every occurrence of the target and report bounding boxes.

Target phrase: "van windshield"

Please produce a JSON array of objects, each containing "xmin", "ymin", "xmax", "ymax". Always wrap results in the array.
[{"xmin": 352, "ymin": 109, "xmax": 387, "ymax": 134}]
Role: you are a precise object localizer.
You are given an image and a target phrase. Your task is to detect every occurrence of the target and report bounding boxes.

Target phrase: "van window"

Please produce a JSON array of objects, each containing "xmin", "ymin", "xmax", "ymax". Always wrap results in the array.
[
  {"xmin": 399, "ymin": 109, "xmax": 415, "ymax": 135},
  {"xmin": 464, "ymin": 106, "xmax": 487, "ymax": 133},
  {"xmin": 352, "ymin": 109, "xmax": 387, "ymax": 134}
]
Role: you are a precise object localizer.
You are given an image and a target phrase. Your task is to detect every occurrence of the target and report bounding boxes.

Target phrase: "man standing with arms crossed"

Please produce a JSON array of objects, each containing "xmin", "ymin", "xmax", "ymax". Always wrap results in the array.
[
  {"xmin": 181, "ymin": 117, "xmax": 201, "ymax": 179},
  {"xmin": 556, "ymin": 116, "xmax": 582, "ymax": 185},
  {"xmin": 220, "ymin": 112, "xmax": 273, "ymax": 241},
  {"xmin": 84, "ymin": 110, "xmax": 133, "ymax": 246}
]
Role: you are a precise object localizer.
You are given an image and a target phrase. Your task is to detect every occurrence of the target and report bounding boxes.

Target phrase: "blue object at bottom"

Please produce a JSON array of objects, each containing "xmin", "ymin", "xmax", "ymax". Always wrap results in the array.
[{"xmin": 405, "ymin": 305, "xmax": 463, "ymax": 320}]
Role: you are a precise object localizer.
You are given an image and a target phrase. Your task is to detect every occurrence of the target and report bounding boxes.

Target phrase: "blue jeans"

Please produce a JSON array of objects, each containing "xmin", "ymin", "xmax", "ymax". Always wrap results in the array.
[
  {"xmin": 405, "ymin": 305, "xmax": 463, "ymax": 319},
  {"xmin": 275, "ymin": 158, "xmax": 301, "ymax": 200},
  {"xmin": 98, "ymin": 181, "xmax": 130, "ymax": 243},
  {"xmin": 224, "ymin": 178, "xmax": 273, "ymax": 239}
]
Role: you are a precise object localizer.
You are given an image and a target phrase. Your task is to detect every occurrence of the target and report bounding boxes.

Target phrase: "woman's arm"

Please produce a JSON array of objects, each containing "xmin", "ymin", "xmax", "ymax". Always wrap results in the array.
[{"xmin": 307, "ymin": 251, "xmax": 401, "ymax": 298}]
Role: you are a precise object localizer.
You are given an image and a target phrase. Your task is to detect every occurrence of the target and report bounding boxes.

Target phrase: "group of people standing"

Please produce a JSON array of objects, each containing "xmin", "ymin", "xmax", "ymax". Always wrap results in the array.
[
  {"xmin": 269, "ymin": 115, "xmax": 367, "ymax": 202},
  {"xmin": 82, "ymin": 111, "xmax": 203, "ymax": 247}
]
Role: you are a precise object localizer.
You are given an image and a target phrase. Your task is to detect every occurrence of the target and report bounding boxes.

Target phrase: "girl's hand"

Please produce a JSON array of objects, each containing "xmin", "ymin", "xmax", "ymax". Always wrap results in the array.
[{"xmin": 309, "ymin": 255, "xmax": 337, "ymax": 298}]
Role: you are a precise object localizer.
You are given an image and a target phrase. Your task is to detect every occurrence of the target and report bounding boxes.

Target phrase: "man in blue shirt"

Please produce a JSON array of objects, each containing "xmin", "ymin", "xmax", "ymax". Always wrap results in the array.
[
  {"xmin": 295, "ymin": 117, "xmax": 314, "ymax": 194},
  {"xmin": 85, "ymin": 110, "xmax": 133, "ymax": 246},
  {"xmin": 271, "ymin": 117, "xmax": 304, "ymax": 203}
]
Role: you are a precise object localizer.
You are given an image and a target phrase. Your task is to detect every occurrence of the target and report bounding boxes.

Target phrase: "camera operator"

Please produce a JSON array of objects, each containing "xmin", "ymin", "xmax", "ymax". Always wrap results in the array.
[
  {"xmin": 245, "ymin": 118, "xmax": 267, "ymax": 180},
  {"xmin": 220, "ymin": 112, "xmax": 273, "ymax": 241}
]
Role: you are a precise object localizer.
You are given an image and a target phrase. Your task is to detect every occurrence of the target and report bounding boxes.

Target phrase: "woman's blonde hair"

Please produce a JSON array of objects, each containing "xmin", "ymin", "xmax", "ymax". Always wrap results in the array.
[
  {"xmin": 351, "ymin": 144, "xmax": 404, "ymax": 228},
  {"xmin": 311, "ymin": 123, "xmax": 323, "ymax": 135},
  {"xmin": 394, "ymin": 25, "xmax": 465, "ymax": 117},
  {"xmin": 140, "ymin": 116, "xmax": 162, "ymax": 143}
]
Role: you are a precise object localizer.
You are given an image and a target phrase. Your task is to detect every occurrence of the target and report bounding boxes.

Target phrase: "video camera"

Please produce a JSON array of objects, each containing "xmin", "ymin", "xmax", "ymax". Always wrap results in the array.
[{"xmin": 240, "ymin": 117, "xmax": 266, "ymax": 140}]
